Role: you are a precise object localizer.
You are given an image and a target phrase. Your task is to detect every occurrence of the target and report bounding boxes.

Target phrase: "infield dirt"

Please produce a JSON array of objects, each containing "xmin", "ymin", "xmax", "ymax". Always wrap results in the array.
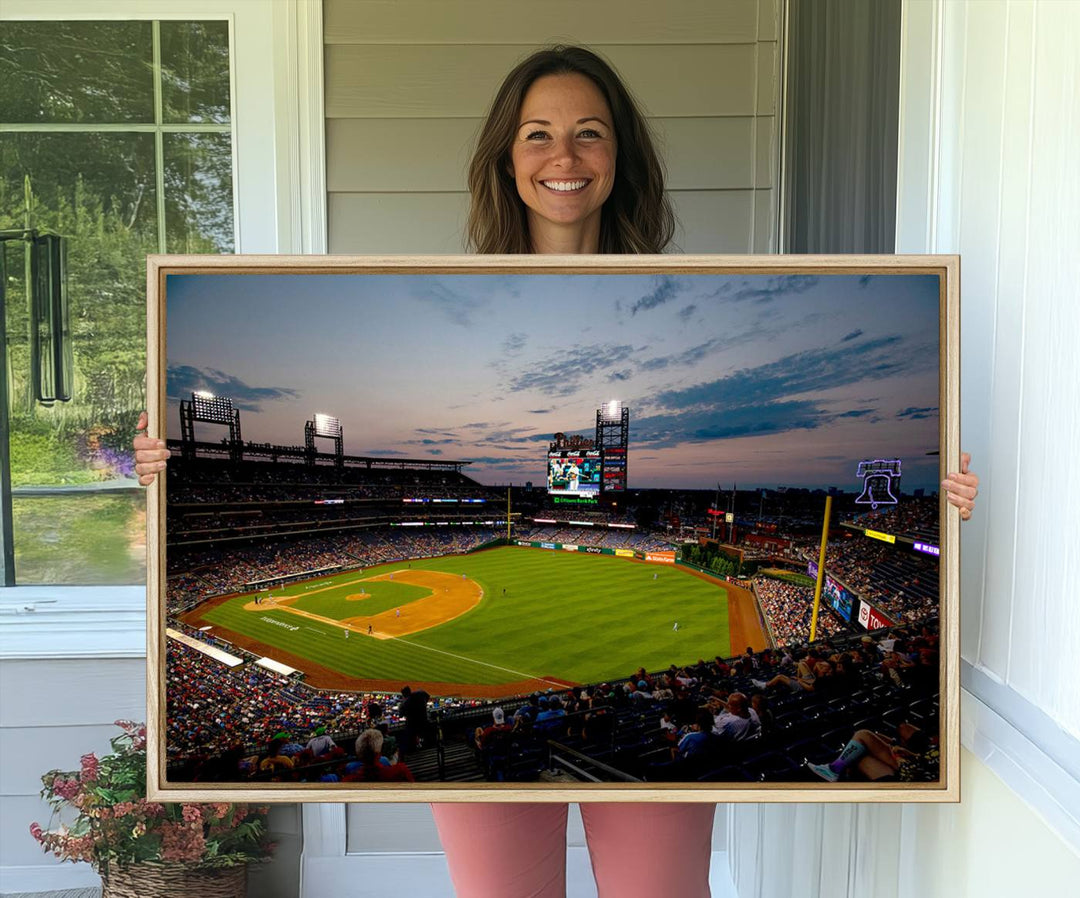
[{"xmin": 240, "ymin": 570, "xmax": 481, "ymax": 638}]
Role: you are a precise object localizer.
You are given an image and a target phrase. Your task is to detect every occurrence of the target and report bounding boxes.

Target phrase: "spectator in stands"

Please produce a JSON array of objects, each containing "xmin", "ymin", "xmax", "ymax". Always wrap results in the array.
[
  {"xmin": 749, "ymin": 692, "xmax": 774, "ymax": 736},
  {"xmin": 378, "ymin": 735, "xmax": 416, "ymax": 783},
  {"xmin": 674, "ymin": 710, "xmax": 717, "ymax": 761},
  {"xmin": 807, "ymin": 723, "xmax": 938, "ymax": 783},
  {"xmin": 535, "ymin": 695, "xmax": 568, "ymax": 733},
  {"xmin": 259, "ymin": 736, "xmax": 294, "ymax": 776},
  {"xmin": 475, "ymin": 707, "xmax": 513, "ymax": 750},
  {"xmin": 398, "ymin": 685, "xmax": 431, "ymax": 751},
  {"xmin": 709, "ymin": 692, "xmax": 760, "ymax": 742},
  {"xmin": 276, "ymin": 730, "xmax": 307, "ymax": 758},
  {"xmin": 753, "ymin": 660, "xmax": 834, "ymax": 695},
  {"xmin": 365, "ymin": 701, "xmax": 389, "ymax": 735},
  {"xmin": 630, "ymin": 679, "xmax": 654, "ymax": 703},
  {"xmin": 304, "ymin": 725, "xmax": 341, "ymax": 760},
  {"xmin": 514, "ymin": 693, "xmax": 541, "ymax": 724},
  {"xmin": 343, "ymin": 729, "xmax": 386, "ymax": 782}
]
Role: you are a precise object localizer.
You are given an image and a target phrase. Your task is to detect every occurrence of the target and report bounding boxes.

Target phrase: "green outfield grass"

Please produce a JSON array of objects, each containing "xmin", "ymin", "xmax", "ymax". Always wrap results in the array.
[{"xmin": 197, "ymin": 546, "xmax": 730, "ymax": 690}]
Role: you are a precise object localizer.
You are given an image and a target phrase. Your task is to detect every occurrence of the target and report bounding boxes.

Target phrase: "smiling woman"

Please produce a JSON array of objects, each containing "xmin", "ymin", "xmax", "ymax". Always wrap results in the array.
[
  {"xmin": 509, "ymin": 73, "xmax": 617, "ymax": 253},
  {"xmin": 466, "ymin": 45, "xmax": 673, "ymax": 255}
]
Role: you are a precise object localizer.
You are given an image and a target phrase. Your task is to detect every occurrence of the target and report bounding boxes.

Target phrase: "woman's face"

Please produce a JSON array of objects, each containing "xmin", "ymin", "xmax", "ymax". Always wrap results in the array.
[{"xmin": 509, "ymin": 73, "xmax": 616, "ymax": 246}]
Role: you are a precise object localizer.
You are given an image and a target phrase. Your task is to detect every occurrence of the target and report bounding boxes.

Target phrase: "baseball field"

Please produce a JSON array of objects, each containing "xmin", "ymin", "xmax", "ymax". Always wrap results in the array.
[{"xmin": 180, "ymin": 546, "xmax": 765, "ymax": 697}]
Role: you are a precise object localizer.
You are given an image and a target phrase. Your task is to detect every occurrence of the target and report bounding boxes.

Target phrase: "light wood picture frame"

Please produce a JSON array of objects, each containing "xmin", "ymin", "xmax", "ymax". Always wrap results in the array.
[{"xmin": 146, "ymin": 254, "xmax": 960, "ymax": 803}]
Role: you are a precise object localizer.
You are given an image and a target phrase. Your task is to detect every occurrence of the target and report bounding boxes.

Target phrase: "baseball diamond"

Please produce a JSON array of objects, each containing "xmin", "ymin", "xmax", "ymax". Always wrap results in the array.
[{"xmin": 180, "ymin": 546, "xmax": 762, "ymax": 696}]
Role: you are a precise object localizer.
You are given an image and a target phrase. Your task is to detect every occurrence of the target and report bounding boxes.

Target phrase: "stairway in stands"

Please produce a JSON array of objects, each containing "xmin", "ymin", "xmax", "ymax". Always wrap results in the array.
[{"xmin": 403, "ymin": 738, "xmax": 486, "ymax": 782}]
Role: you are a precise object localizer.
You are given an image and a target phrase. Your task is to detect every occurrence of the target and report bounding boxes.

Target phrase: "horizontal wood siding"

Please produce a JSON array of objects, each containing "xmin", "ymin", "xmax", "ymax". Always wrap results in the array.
[
  {"xmin": 324, "ymin": 0, "xmax": 780, "ymax": 254},
  {"xmin": 326, "ymin": 44, "xmax": 763, "ymax": 119},
  {"xmin": 325, "ymin": 0, "xmax": 761, "ymax": 45}
]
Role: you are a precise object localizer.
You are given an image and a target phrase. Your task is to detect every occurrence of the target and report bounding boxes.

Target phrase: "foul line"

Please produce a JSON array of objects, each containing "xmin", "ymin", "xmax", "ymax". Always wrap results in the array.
[{"xmin": 382, "ymin": 634, "xmax": 566, "ymax": 688}]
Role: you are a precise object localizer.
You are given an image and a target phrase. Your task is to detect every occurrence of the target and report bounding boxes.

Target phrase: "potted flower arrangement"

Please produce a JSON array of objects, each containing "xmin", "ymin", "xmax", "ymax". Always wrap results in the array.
[{"xmin": 31, "ymin": 720, "xmax": 273, "ymax": 898}]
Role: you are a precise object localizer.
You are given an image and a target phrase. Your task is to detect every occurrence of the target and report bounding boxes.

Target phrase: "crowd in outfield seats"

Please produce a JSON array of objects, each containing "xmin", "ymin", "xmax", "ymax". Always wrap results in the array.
[
  {"xmin": 753, "ymin": 577, "xmax": 847, "ymax": 644},
  {"xmin": 813, "ymin": 538, "xmax": 939, "ymax": 623},
  {"xmin": 517, "ymin": 525, "xmax": 674, "ymax": 553},
  {"xmin": 844, "ymin": 498, "xmax": 939, "ymax": 545}
]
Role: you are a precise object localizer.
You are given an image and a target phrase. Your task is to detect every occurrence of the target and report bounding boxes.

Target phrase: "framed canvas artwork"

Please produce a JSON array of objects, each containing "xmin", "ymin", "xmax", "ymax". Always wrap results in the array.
[{"xmin": 145, "ymin": 254, "xmax": 959, "ymax": 803}]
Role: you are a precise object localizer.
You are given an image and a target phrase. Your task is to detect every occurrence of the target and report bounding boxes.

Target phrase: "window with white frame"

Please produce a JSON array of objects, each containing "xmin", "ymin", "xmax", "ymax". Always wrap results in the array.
[{"xmin": 0, "ymin": 18, "xmax": 235, "ymax": 585}]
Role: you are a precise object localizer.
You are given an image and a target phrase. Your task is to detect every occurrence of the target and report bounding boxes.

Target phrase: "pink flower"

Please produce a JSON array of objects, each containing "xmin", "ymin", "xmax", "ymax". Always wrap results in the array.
[
  {"xmin": 160, "ymin": 821, "xmax": 206, "ymax": 863},
  {"xmin": 29, "ymin": 822, "xmax": 43, "ymax": 842},
  {"xmin": 136, "ymin": 799, "xmax": 165, "ymax": 817},
  {"xmin": 52, "ymin": 777, "xmax": 80, "ymax": 801},
  {"xmin": 181, "ymin": 805, "xmax": 202, "ymax": 824},
  {"xmin": 79, "ymin": 753, "xmax": 100, "ymax": 782},
  {"xmin": 206, "ymin": 802, "xmax": 231, "ymax": 820},
  {"xmin": 112, "ymin": 800, "xmax": 136, "ymax": 818}
]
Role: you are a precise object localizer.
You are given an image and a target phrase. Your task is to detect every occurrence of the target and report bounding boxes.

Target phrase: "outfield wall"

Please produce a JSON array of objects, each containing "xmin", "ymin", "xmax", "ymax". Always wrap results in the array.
[{"xmin": 512, "ymin": 539, "xmax": 675, "ymax": 563}]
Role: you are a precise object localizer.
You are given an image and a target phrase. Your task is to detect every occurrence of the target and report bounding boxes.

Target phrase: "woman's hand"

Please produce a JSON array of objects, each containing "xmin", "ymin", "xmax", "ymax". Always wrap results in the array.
[
  {"xmin": 133, "ymin": 411, "xmax": 171, "ymax": 486},
  {"xmin": 942, "ymin": 452, "xmax": 979, "ymax": 521}
]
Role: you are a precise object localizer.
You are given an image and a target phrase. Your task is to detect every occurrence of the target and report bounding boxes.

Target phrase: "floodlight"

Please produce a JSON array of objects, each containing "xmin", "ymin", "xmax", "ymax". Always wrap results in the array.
[
  {"xmin": 599, "ymin": 399, "xmax": 623, "ymax": 422},
  {"xmin": 191, "ymin": 392, "xmax": 236, "ymax": 424},
  {"xmin": 313, "ymin": 412, "xmax": 342, "ymax": 438}
]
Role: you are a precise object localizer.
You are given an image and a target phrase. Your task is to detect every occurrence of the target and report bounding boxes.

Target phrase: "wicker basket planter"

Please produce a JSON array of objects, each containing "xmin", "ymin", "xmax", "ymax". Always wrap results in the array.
[{"xmin": 101, "ymin": 862, "xmax": 247, "ymax": 898}]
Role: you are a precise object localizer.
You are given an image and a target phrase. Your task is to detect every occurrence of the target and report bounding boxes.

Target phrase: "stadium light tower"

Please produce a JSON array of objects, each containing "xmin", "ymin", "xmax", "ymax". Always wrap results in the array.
[
  {"xmin": 596, "ymin": 399, "xmax": 629, "ymax": 493},
  {"xmin": 305, "ymin": 412, "xmax": 344, "ymax": 467},
  {"xmin": 179, "ymin": 391, "xmax": 243, "ymax": 461}
]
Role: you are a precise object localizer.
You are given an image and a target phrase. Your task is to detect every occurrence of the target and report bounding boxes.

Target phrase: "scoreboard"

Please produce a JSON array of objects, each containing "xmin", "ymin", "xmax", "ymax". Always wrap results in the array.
[{"xmin": 547, "ymin": 449, "xmax": 602, "ymax": 497}]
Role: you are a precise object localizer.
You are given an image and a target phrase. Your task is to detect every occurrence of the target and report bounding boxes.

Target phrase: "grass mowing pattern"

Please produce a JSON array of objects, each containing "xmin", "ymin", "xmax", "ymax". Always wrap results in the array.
[
  {"xmin": 274, "ymin": 579, "xmax": 430, "ymax": 620},
  {"xmin": 198, "ymin": 546, "xmax": 730, "ymax": 688}
]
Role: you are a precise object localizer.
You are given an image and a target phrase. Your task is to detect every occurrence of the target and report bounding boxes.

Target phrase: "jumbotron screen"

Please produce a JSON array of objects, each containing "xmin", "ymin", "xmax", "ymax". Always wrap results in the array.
[{"xmin": 547, "ymin": 449, "xmax": 602, "ymax": 496}]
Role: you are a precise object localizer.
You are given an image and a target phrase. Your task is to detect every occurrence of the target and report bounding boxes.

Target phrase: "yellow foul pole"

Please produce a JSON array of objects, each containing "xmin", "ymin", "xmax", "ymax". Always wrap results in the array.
[{"xmin": 809, "ymin": 495, "xmax": 832, "ymax": 642}]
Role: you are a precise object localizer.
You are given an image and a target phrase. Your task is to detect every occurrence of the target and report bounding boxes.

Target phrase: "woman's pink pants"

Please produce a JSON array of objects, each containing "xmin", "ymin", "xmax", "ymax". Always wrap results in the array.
[{"xmin": 432, "ymin": 802, "xmax": 715, "ymax": 898}]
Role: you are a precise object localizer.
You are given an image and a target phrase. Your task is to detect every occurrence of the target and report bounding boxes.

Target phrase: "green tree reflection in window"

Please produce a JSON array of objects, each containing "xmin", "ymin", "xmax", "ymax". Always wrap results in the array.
[{"xmin": 0, "ymin": 20, "xmax": 234, "ymax": 584}]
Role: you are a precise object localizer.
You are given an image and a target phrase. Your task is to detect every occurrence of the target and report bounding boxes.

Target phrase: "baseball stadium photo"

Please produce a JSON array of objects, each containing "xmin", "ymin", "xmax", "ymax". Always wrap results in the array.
[{"xmin": 159, "ymin": 268, "xmax": 946, "ymax": 790}]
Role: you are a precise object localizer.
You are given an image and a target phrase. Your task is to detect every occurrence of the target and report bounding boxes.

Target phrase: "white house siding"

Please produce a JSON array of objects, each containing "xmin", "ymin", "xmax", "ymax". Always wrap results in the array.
[
  {"xmin": 324, "ymin": 0, "xmax": 781, "ymax": 254},
  {"xmin": 730, "ymin": 0, "xmax": 1080, "ymax": 894}
]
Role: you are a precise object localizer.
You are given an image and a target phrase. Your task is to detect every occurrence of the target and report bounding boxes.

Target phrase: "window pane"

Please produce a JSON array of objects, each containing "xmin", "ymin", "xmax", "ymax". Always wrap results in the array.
[
  {"xmin": 12, "ymin": 493, "xmax": 145, "ymax": 585},
  {"xmin": 2, "ymin": 132, "xmax": 155, "ymax": 585},
  {"xmin": 164, "ymin": 133, "xmax": 235, "ymax": 252},
  {"xmin": 0, "ymin": 22, "xmax": 154, "ymax": 124},
  {"xmin": 160, "ymin": 20, "xmax": 232, "ymax": 124}
]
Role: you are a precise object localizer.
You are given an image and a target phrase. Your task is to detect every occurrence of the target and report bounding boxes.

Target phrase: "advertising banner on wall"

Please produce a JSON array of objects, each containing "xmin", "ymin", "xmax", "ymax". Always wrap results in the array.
[
  {"xmin": 645, "ymin": 551, "xmax": 677, "ymax": 564},
  {"xmin": 857, "ymin": 600, "xmax": 893, "ymax": 630}
]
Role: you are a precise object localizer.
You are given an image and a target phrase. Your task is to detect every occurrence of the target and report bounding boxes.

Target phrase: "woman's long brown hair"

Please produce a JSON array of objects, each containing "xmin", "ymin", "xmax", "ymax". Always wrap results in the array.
[{"xmin": 466, "ymin": 46, "xmax": 675, "ymax": 254}]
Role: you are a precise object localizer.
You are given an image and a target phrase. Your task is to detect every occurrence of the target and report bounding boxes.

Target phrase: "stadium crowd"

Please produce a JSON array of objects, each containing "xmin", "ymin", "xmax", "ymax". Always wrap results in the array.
[
  {"xmin": 165, "ymin": 637, "xmax": 480, "ymax": 765},
  {"xmin": 517, "ymin": 525, "xmax": 674, "ymax": 553},
  {"xmin": 813, "ymin": 537, "xmax": 939, "ymax": 623},
  {"xmin": 165, "ymin": 617, "xmax": 940, "ymax": 785},
  {"xmin": 753, "ymin": 577, "xmax": 847, "ymax": 644},
  {"xmin": 844, "ymin": 498, "xmax": 939, "ymax": 545}
]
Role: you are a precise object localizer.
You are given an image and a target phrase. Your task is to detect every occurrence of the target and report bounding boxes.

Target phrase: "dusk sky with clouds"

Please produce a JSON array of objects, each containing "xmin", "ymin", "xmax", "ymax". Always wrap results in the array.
[{"xmin": 166, "ymin": 272, "xmax": 942, "ymax": 492}]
